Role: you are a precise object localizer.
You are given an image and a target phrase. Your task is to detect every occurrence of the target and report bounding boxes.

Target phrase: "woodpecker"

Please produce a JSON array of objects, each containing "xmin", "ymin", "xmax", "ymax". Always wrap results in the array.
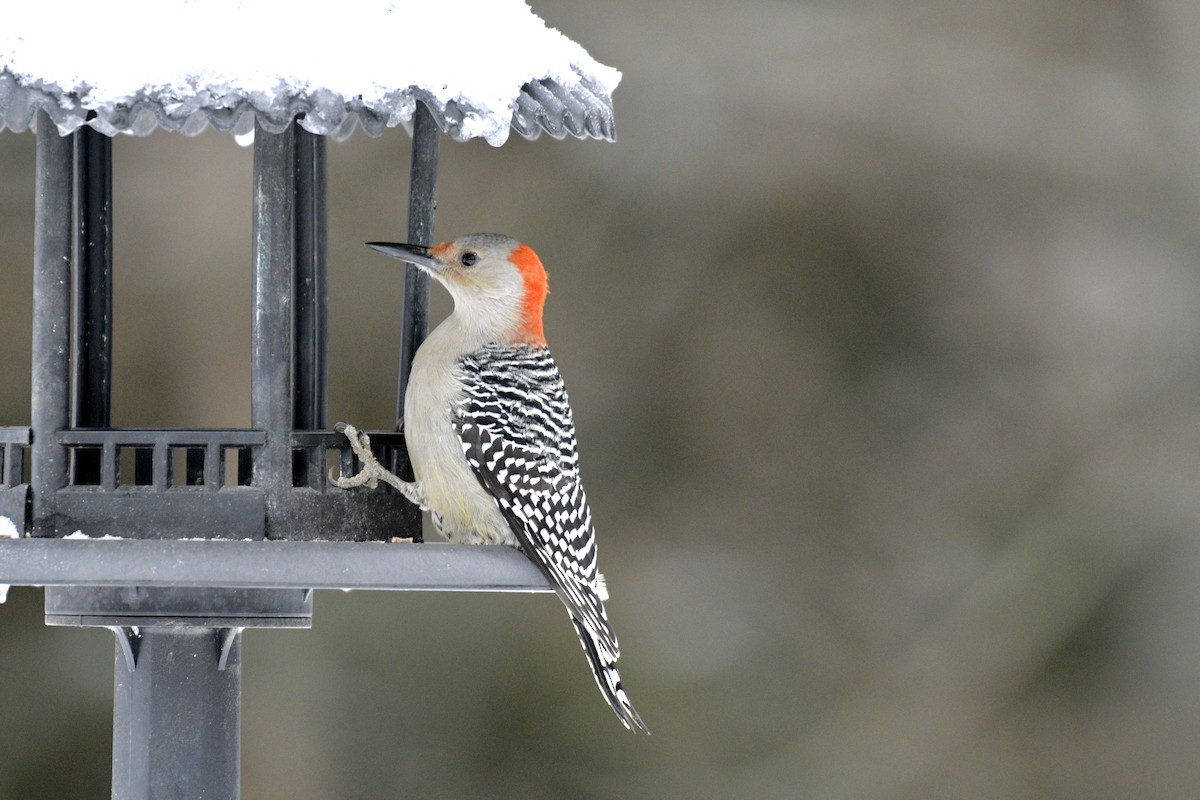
[{"xmin": 333, "ymin": 233, "xmax": 649, "ymax": 734}]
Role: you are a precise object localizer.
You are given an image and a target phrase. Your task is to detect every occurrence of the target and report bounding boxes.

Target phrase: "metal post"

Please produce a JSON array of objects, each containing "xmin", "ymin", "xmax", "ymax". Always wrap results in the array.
[
  {"xmin": 293, "ymin": 123, "xmax": 327, "ymax": 432},
  {"xmin": 45, "ymin": 585, "xmax": 313, "ymax": 800},
  {"xmin": 251, "ymin": 121, "xmax": 295, "ymax": 531},
  {"xmin": 72, "ymin": 126, "xmax": 114, "ymax": 484},
  {"xmin": 395, "ymin": 101, "xmax": 439, "ymax": 426},
  {"xmin": 111, "ymin": 627, "xmax": 242, "ymax": 799},
  {"xmin": 31, "ymin": 111, "xmax": 74, "ymax": 536}
]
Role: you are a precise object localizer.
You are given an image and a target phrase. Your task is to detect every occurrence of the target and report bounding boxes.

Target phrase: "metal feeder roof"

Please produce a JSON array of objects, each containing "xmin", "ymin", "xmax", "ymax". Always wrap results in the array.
[{"xmin": 0, "ymin": 0, "xmax": 619, "ymax": 143}]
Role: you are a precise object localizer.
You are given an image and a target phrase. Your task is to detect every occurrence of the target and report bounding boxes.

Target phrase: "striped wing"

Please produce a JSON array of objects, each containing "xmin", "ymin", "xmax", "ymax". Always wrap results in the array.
[{"xmin": 453, "ymin": 344, "xmax": 617, "ymax": 659}]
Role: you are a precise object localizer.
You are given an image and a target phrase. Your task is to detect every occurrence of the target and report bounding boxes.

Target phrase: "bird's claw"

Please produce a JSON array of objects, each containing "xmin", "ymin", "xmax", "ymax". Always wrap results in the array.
[
  {"xmin": 330, "ymin": 422, "xmax": 384, "ymax": 489},
  {"xmin": 329, "ymin": 422, "xmax": 418, "ymax": 502}
]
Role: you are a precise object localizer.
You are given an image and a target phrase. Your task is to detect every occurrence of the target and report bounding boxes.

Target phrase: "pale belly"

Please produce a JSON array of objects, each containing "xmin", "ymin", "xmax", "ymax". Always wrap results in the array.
[{"xmin": 404, "ymin": 344, "xmax": 517, "ymax": 547}]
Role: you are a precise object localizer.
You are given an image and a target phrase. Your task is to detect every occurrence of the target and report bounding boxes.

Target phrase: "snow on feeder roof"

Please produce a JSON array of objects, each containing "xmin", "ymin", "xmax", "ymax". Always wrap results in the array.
[{"xmin": 0, "ymin": 0, "xmax": 620, "ymax": 145}]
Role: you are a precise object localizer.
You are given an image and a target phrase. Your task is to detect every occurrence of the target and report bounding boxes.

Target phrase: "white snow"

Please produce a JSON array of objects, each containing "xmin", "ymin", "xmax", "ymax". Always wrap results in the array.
[
  {"xmin": 0, "ymin": 0, "xmax": 620, "ymax": 145},
  {"xmin": 63, "ymin": 531, "xmax": 124, "ymax": 540}
]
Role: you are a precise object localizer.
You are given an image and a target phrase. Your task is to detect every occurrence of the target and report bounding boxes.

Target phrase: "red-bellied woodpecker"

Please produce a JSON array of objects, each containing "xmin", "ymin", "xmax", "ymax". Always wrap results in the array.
[{"xmin": 333, "ymin": 233, "xmax": 649, "ymax": 734}]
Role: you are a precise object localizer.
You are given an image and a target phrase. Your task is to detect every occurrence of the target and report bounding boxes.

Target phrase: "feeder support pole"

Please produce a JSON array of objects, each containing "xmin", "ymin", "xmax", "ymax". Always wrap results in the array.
[
  {"xmin": 31, "ymin": 111, "xmax": 73, "ymax": 532},
  {"xmin": 44, "ymin": 585, "xmax": 313, "ymax": 800}
]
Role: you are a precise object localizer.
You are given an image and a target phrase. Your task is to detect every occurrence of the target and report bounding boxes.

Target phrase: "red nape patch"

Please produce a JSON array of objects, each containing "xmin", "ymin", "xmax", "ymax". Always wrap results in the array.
[{"xmin": 509, "ymin": 243, "xmax": 548, "ymax": 346}]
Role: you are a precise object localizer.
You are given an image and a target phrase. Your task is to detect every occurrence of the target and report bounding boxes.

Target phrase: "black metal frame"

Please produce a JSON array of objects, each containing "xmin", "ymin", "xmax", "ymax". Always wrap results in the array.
[
  {"xmin": 0, "ymin": 106, "xmax": 549, "ymax": 800},
  {"xmin": 19, "ymin": 112, "xmax": 440, "ymax": 544}
]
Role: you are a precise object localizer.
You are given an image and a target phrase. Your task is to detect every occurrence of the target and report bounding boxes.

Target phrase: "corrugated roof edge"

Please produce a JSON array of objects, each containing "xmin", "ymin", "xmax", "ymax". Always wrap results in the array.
[{"xmin": 0, "ymin": 67, "xmax": 616, "ymax": 144}]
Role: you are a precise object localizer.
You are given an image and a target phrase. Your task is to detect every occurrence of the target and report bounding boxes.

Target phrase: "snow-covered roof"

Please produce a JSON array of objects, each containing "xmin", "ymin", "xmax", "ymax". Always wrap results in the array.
[{"xmin": 0, "ymin": 0, "xmax": 619, "ymax": 145}]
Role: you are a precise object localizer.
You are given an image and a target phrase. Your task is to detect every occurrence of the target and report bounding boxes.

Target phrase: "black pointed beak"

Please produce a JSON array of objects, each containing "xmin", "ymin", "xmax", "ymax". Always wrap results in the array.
[{"xmin": 365, "ymin": 242, "xmax": 442, "ymax": 272}]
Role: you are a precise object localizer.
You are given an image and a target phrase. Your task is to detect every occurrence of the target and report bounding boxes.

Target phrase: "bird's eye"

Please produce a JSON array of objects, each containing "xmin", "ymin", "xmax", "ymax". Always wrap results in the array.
[{"xmin": 460, "ymin": 251, "xmax": 478, "ymax": 267}]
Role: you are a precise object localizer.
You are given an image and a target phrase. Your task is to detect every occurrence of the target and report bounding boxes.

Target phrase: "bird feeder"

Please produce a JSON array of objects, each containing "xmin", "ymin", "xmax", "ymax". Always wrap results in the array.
[{"xmin": 0, "ymin": 2, "xmax": 619, "ymax": 797}]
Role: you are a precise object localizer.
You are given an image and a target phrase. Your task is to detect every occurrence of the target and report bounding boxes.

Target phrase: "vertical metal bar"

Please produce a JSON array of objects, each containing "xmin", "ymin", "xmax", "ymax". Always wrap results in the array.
[
  {"xmin": 292, "ymin": 122, "xmax": 327, "ymax": 431},
  {"xmin": 72, "ymin": 126, "xmax": 114, "ymax": 485},
  {"xmin": 31, "ymin": 112, "xmax": 74, "ymax": 535},
  {"xmin": 111, "ymin": 627, "xmax": 241, "ymax": 800},
  {"xmin": 153, "ymin": 438, "xmax": 169, "ymax": 492},
  {"xmin": 2, "ymin": 442, "xmax": 21, "ymax": 486},
  {"xmin": 292, "ymin": 123, "xmax": 327, "ymax": 491},
  {"xmin": 204, "ymin": 443, "xmax": 221, "ymax": 489},
  {"xmin": 306, "ymin": 445, "xmax": 324, "ymax": 491},
  {"xmin": 101, "ymin": 440, "xmax": 117, "ymax": 491},
  {"xmin": 251, "ymin": 121, "xmax": 295, "ymax": 534},
  {"xmin": 396, "ymin": 101, "xmax": 439, "ymax": 427},
  {"xmin": 72, "ymin": 128, "xmax": 114, "ymax": 420}
]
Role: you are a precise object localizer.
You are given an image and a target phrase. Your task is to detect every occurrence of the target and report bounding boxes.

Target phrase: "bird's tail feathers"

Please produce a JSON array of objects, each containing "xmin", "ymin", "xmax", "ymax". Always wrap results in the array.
[{"xmin": 572, "ymin": 618, "xmax": 650, "ymax": 734}]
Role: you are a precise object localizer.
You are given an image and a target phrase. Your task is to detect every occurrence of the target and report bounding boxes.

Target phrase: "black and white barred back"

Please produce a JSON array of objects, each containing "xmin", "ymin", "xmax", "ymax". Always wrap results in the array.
[{"xmin": 453, "ymin": 343, "xmax": 649, "ymax": 734}]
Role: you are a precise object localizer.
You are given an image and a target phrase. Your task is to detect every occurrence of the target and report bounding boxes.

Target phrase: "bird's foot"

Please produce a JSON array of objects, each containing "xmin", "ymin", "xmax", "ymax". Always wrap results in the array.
[
  {"xmin": 330, "ymin": 422, "xmax": 395, "ymax": 490},
  {"xmin": 330, "ymin": 422, "xmax": 427, "ymax": 507}
]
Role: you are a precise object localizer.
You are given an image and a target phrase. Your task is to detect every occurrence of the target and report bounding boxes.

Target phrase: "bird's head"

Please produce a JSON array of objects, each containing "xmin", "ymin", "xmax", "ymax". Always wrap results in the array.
[{"xmin": 367, "ymin": 233, "xmax": 548, "ymax": 346}]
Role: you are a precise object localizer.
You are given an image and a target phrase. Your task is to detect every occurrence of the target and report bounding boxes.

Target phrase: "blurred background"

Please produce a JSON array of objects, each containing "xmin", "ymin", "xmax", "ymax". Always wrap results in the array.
[{"xmin": 4, "ymin": 0, "xmax": 1200, "ymax": 797}]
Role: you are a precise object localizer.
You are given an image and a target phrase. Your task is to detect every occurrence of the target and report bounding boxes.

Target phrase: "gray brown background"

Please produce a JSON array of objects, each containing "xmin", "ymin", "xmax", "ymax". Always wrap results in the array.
[{"xmin": 3, "ymin": 1, "xmax": 1200, "ymax": 797}]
